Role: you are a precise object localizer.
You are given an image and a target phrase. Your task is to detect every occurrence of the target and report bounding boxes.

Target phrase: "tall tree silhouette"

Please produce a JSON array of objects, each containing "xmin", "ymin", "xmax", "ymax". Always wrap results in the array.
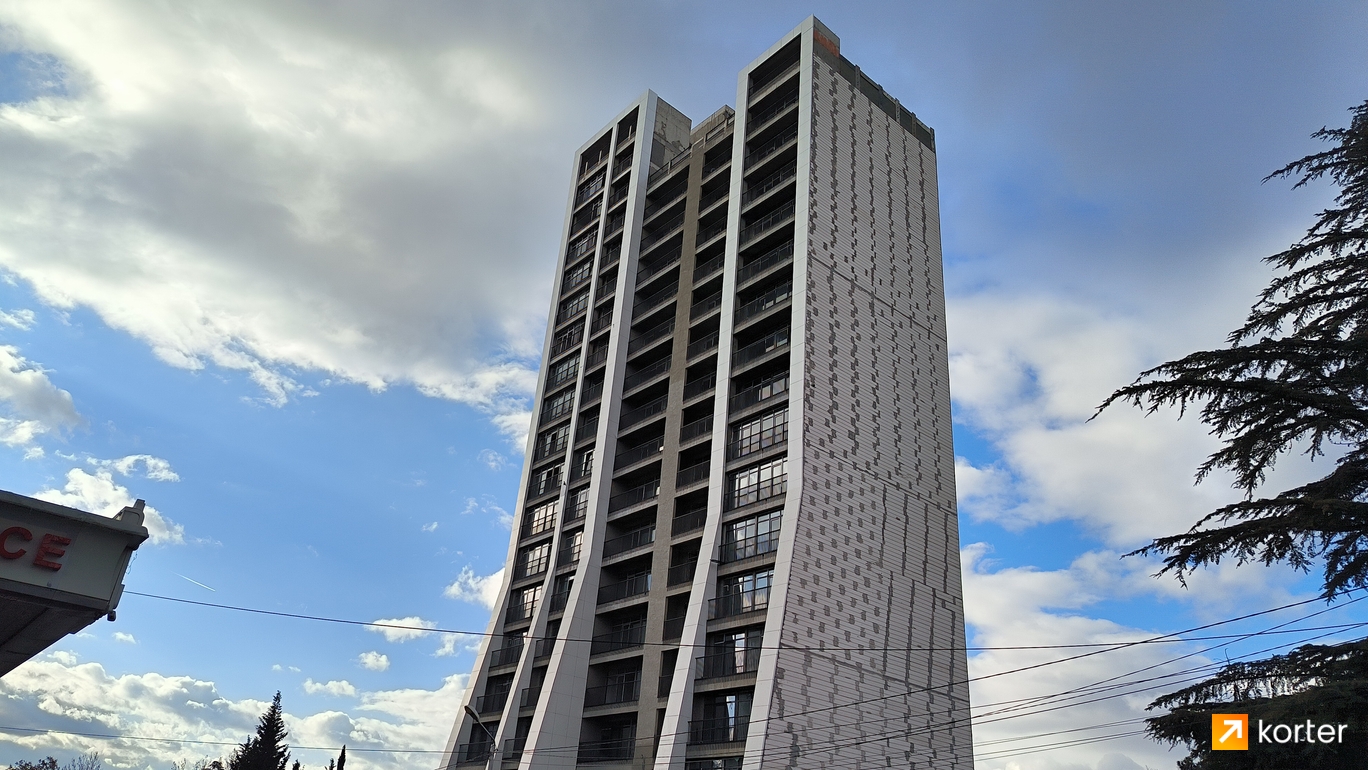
[
  {"xmin": 229, "ymin": 692, "xmax": 291, "ymax": 770},
  {"xmin": 1100, "ymin": 100, "xmax": 1368, "ymax": 768}
]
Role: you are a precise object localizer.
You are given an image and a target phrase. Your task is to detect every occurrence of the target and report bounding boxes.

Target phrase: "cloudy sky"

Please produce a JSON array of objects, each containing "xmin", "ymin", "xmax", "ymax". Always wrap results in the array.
[{"xmin": 1, "ymin": 2, "xmax": 1366, "ymax": 769}]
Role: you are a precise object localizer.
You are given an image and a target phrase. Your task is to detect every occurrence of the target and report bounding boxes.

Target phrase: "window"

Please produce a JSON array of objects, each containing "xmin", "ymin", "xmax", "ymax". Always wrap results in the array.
[
  {"xmin": 705, "ymin": 627, "xmax": 763, "ymax": 677},
  {"xmin": 558, "ymin": 290, "xmax": 590, "ymax": 323},
  {"xmin": 695, "ymin": 691, "xmax": 752, "ymax": 743},
  {"xmin": 523, "ymin": 499, "xmax": 558, "ymax": 537},
  {"xmin": 535, "ymin": 424, "xmax": 571, "ymax": 459},
  {"xmin": 728, "ymin": 456, "xmax": 787, "ymax": 508},
  {"xmin": 516, "ymin": 542, "xmax": 551, "ymax": 578},
  {"xmin": 542, "ymin": 387, "xmax": 575, "ymax": 421},
  {"xmin": 574, "ymin": 448, "xmax": 594, "ymax": 479},
  {"xmin": 713, "ymin": 569, "xmax": 773, "ymax": 617},
  {"xmin": 530, "ymin": 465, "xmax": 562, "ymax": 497},
  {"xmin": 568, "ymin": 231, "xmax": 597, "ymax": 260},
  {"xmin": 508, "ymin": 585, "xmax": 541, "ymax": 621},
  {"xmin": 547, "ymin": 355, "xmax": 580, "ymax": 387},
  {"xmin": 720, "ymin": 510, "xmax": 781, "ymax": 562},
  {"xmin": 564, "ymin": 258, "xmax": 594, "ymax": 289},
  {"xmin": 561, "ymin": 530, "xmax": 584, "ymax": 563},
  {"xmin": 566, "ymin": 486, "xmax": 591, "ymax": 521},
  {"xmin": 730, "ymin": 406, "xmax": 788, "ymax": 458},
  {"xmin": 551, "ymin": 574, "xmax": 574, "ymax": 610}
]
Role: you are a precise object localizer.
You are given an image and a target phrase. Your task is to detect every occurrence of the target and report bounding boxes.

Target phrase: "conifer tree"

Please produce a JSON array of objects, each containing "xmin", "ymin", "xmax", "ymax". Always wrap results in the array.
[
  {"xmin": 229, "ymin": 692, "xmax": 291, "ymax": 770},
  {"xmin": 1100, "ymin": 100, "xmax": 1368, "ymax": 768}
]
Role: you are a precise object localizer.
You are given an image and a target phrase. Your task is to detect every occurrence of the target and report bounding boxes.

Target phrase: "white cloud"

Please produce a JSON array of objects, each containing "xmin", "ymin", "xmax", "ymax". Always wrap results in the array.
[
  {"xmin": 111, "ymin": 632, "xmax": 136, "ymax": 644},
  {"xmin": 0, "ymin": 652, "xmax": 467, "ymax": 770},
  {"xmin": 460, "ymin": 495, "xmax": 512, "ymax": 529},
  {"xmin": 0, "ymin": 344, "xmax": 80, "ymax": 447},
  {"xmin": 0, "ymin": 308, "xmax": 36, "ymax": 329},
  {"xmin": 303, "ymin": 679, "xmax": 357, "ymax": 698},
  {"xmin": 421, "ymin": 522, "xmax": 438, "ymax": 533},
  {"xmin": 443, "ymin": 566, "xmax": 503, "ymax": 610},
  {"xmin": 89, "ymin": 453, "xmax": 181, "ymax": 482},
  {"xmin": 356, "ymin": 651, "xmax": 389, "ymax": 672},
  {"xmin": 476, "ymin": 449, "xmax": 505, "ymax": 471},
  {"xmin": 0, "ymin": 1, "xmax": 559, "ymax": 433},
  {"xmin": 34, "ymin": 467, "xmax": 185, "ymax": 544},
  {"xmin": 366, "ymin": 616, "xmax": 436, "ymax": 644}
]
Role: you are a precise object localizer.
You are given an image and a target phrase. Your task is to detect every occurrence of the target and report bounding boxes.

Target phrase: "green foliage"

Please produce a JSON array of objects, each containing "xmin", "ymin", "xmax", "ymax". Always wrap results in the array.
[
  {"xmin": 7, "ymin": 753, "xmax": 100, "ymax": 770},
  {"xmin": 229, "ymin": 692, "xmax": 291, "ymax": 770},
  {"xmin": 1100, "ymin": 99, "xmax": 1368, "ymax": 767}
]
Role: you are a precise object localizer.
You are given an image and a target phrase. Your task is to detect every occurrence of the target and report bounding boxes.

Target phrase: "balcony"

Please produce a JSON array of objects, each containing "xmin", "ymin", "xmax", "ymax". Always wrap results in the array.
[
  {"xmin": 608, "ymin": 480, "xmax": 660, "ymax": 512},
  {"xmin": 686, "ymin": 330, "xmax": 720, "ymax": 360},
  {"xmin": 720, "ymin": 533, "xmax": 780, "ymax": 564},
  {"xmin": 608, "ymin": 185, "xmax": 631, "ymax": 208},
  {"xmin": 597, "ymin": 572, "xmax": 651, "ymax": 604},
  {"xmin": 729, "ymin": 374, "xmax": 788, "ymax": 413},
  {"xmin": 732, "ymin": 327, "xmax": 789, "ymax": 369},
  {"xmin": 742, "ymin": 162, "xmax": 797, "ymax": 207},
  {"xmin": 603, "ymin": 525, "xmax": 656, "ymax": 559},
  {"xmin": 563, "ymin": 262, "xmax": 594, "ymax": 295},
  {"xmin": 585, "ymin": 344, "xmax": 609, "ymax": 371},
  {"xmin": 455, "ymin": 743, "xmax": 490, "ymax": 765},
  {"xmin": 696, "ymin": 219, "xmax": 727, "ymax": 246},
  {"xmin": 736, "ymin": 284, "xmax": 790, "ymax": 326},
  {"xmin": 487, "ymin": 642, "xmax": 523, "ymax": 669},
  {"xmin": 648, "ymin": 147, "xmax": 692, "ymax": 188},
  {"xmin": 747, "ymin": 89, "xmax": 799, "ymax": 136},
  {"xmin": 637, "ymin": 248, "xmax": 682, "ymax": 286},
  {"xmin": 697, "ymin": 649, "xmax": 761, "ymax": 680},
  {"xmin": 699, "ymin": 187, "xmax": 728, "ymax": 213},
  {"xmin": 619, "ymin": 395, "xmax": 667, "ymax": 430},
  {"xmin": 591, "ymin": 623, "xmax": 647, "ymax": 655},
  {"xmin": 683, "ymin": 372, "xmax": 717, "ymax": 400},
  {"xmin": 737, "ymin": 240, "xmax": 794, "ymax": 285},
  {"xmin": 549, "ymin": 588, "xmax": 571, "ymax": 612},
  {"xmin": 519, "ymin": 685, "xmax": 540, "ymax": 709},
  {"xmin": 615, "ymin": 436, "xmax": 664, "ymax": 470},
  {"xmin": 505, "ymin": 600, "xmax": 537, "ymax": 624},
  {"xmin": 744, "ymin": 126, "xmax": 798, "ymax": 170},
  {"xmin": 627, "ymin": 318, "xmax": 675, "ymax": 356},
  {"xmin": 690, "ymin": 291, "xmax": 723, "ymax": 319},
  {"xmin": 590, "ymin": 306, "xmax": 615, "ymax": 335},
  {"xmin": 624, "ymin": 356, "xmax": 671, "ymax": 391},
  {"xmin": 708, "ymin": 587, "xmax": 770, "ymax": 619},
  {"xmin": 662, "ymin": 615, "xmax": 686, "ymax": 640},
  {"xmin": 575, "ymin": 415, "xmax": 600, "ymax": 443},
  {"xmin": 693, "ymin": 253, "xmax": 725, "ymax": 283},
  {"xmin": 577, "ymin": 739, "xmax": 635, "ymax": 764},
  {"xmin": 676, "ymin": 461, "xmax": 711, "ymax": 488},
  {"xmin": 738, "ymin": 201, "xmax": 795, "ymax": 247},
  {"xmin": 642, "ymin": 212, "xmax": 684, "ymax": 250},
  {"xmin": 667, "ymin": 560, "xmax": 698, "ymax": 586},
  {"xmin": 474, "ymin": 691, "xmax": 508, "ymax": 715},
  {"xmin": 502, "ymin": 737, "xmax": 525, "ymax": 762},
  {"xmin": 689, "ymin": 716, "xmax": 750, "ymax": 745},
  {"xmin": 632, "ymin": 283, "xmax": 678, "ymax": 319},
  {"xmin": 679, "ymin": 414, "xmax": 714, "ymax": 444},
  {"xmin": 671, "ymin": 508, "xmax": 707, "ymax": 536},
  {"xmin": 534, "ymin": 636, "xmax": 556, "ymax": 659},
  {"xmin": 584, "ymin": 679, "xmax": 641, "ymax": 708}
]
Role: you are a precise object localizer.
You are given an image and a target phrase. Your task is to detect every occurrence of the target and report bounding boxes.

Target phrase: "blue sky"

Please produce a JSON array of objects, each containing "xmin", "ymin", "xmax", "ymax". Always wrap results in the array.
[{"xmin": 0, "ymin": 3, "xmax": 1366, "ymax": 770}]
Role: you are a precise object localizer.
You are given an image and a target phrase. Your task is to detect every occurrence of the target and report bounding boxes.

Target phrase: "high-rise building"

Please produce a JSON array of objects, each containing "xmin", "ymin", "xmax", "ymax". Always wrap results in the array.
[{"xmin": 444, "ymin": 17, "xmax": 970, "ymax": 770}]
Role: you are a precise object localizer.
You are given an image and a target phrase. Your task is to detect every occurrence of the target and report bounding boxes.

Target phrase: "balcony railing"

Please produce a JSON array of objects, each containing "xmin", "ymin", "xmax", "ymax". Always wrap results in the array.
[
  {"xmin": 686, "ymin": 330, "xmax": 720, "ymax": 359},
  {"xmin": 624, "ymin": 356, "xmax": 671, "ymax": 391},
  {"xmin": 667, "ymin": 560, "xmax": 697, "ymax": 586},
  {"xmin": 505, "ymin": 599, "xmax": 538, "ymax": 624},
  {"xmin": 565, "ymin": 492, "xmax": 589, "ymax": 523},
  {"xmin": 604, "ymin": 210, "xmax": 625, "ymax": 236},
  {"xmin": 575, "ymin": 416, "xmax": 600, "ymax": 443},
  {"xmin": 503, "ymin": 737, "xmax": 526, "ymax": 762},
  {"xmin": 689, "ymin": 716, "xmax": 750, "ymax": 745},
  {"xmin": 697, "ymin": 219, "xmax": 727, "ymax": 245},
  {"xmin": 563, "ymin": 262, "xmax": 594, "ymax": 294},
  {"xmin": 575, "ymin": 174, "xmax": 605, "ymax": 206},
  {"xmin": 738, "ymin": 240, "xmax": 794, "ymax": 284},
  {"xmin": 632, "ymin": 284, "xmax": 677, "ymax": 318},
  {"xmin": 662, "ymin": 615, "xmax": 686, "ymax": 640},
  {"xmin": 643, "ymin": 189, "xmax": 687, "ymax": 221},
  {"xmin": 601, "ymin": 244, "xmax": 621, "ymax": 269},
  {"xmin": 636, "ymin": 248, "xmax": 682, "ymax": 286},
  {"xmin": 597, "ymin": 572, "xmax": 651, "ymax": 604},
  {"xmin": 608, "ymin": 480, "xmax": 660, "ymax": 512},
  {"xmin": 455, "ymin": 742, "xmax": 490, "ymax": 765},
  {"xmin": 699, "ymin": 187, "xmax": 728, "ymax": 212},
  {"xmin": 584, "ymin": 679, "xmax": 641, "ymax": 708},
  {"xmin": 671, "ymin": 508, "xmax": 707, "ymax": 535},
  {"xmin": 702, "ymin": 158, "xmax": 730, "ymax": 178},
  {"xmin": 474, "ymin": 691, "xmax": 508, "ymax": 715},
  {"xmin": 735, "ymin": 283, "xmax": 792, "ymax": 325},
  {"xmin": 747, "ymin": 88, "xmax": 799, "ymax": 135},
  {"xmin": 585, "ymin": 344, "xmax": 609, "ymax": 370},
  {"xmin": 534, "ymin": 636, "xmax": 555, "ymax": 659},
  {"xmin": 732, "ymin": 327, "xmax": 790, "ymax": 368},
  {"xmin": 708, "ymin": 587, "xmax": 771, "ymax": 619},
  {"xmin": 577, "ymin": 739, "xmax": 635, "ymax": 764},
  {"xmin": 590, "ymin": 306, "xmax": 615, "ymax": 335},
  {"xmin": 683, "ymin": 372, "xmax": 717, "ymax": 400},
  {"xmin": 659, "ymin": 672, "xmax": 674, "ymax": 698},
  {"xmin": 519, "ymin": 685, "xmax": 540, "ymax": 709},
  {"xmin": 488, "ymin": 641, "xmax": 523, "ymax": 668},
  {"xmin": 641, "ymin": 213, "xmax": 684, "ymax": 249},
  {"xmin": 744, "ymin": 125, "xmax": 799, "ymax": 169},
  {"xmin": 720, "ymin": 532, "xmax": 781, "ymax": 563},
  {"xmin": 590, "ymin": 623, "xmax": 647, "ymax": 655},
  {"xmin": 697, "ymin": 649, "xmax": 762, "ymax": 679},
  {"xmin": 690, "ymin": 291, "xmax": 723, "ymax": 319},
  {"xmin": 679, "ymin": 414, "xmax": 713, "ymax": 443},
  {"xmin": 615, "ymin": 436, "xmax": 664, "ymax": 469},
  {"xmin": 730, "ymin": 373, "xmax": 789, "ymax": 413},
  {"xmin": 748, "ymin": 59, "xmax": 799, "ymax": 97},
  {"xmin": 693, "ymin": 253, "xmax": 725, "ymax": 282},
  {"xmin": 619, "ymin": 395, "xmax": 667, "ymax": 429},
  {"xmin": 603, "ymin": 525, "xmax": 656, "ymax": 558},
  {"xmin": 648, "ymin": 147, "xmax": 692, "ymax": 187},
  {"xmin": 627, "ymin": 319, "xmax": 674, "ymax": 355},
  {"xmin": 596, "ymin": 273, "xmax": 617, "ymax": 299},
  {"xmin": 549, "ymin": 588, "xmax": 571, "ymax": 612},
  {"xmin": 608, "ymin": 184, "xmax": 630, "ymax": 207},
  {"xmin": 556, "ymin": 544, "xmax": 580, "ymax": 569},
  {"xmin": 738, "ymin": 201, "xmax": 795, "ymax": 246},
  {"xmin": 676, "ymin": 461, "xmax": 711, "ymax": 488},
  {"xmin": 743, "ymin": 162, "xmax": 797, "ymax": 207}
]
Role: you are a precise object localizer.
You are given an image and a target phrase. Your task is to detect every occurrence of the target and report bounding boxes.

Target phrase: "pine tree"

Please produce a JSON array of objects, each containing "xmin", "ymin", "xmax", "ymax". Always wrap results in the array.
[
  {"xmin": 335, "ymin": 746, "xmax": 345, "ymax": 770},
  {"xmin": 229, "ymin": 692, "xmax": 291, "ymax": 770},
  {"xmin": 1100, "ymin": 99, "xmax": 1368, "ymax": 768}
]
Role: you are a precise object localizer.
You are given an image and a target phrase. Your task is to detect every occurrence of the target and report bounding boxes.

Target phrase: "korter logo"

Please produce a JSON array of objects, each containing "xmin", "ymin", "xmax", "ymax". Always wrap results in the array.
[{"xmin": 1211, "ymin": 713, "xmax": 1349, "ymax": 750}]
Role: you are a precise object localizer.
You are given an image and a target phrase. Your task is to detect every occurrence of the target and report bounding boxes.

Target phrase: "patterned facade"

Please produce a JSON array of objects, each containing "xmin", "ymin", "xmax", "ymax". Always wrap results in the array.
[{"xmin": 443, "ymin": 17, "xmax": 971, "ymax": 770}]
